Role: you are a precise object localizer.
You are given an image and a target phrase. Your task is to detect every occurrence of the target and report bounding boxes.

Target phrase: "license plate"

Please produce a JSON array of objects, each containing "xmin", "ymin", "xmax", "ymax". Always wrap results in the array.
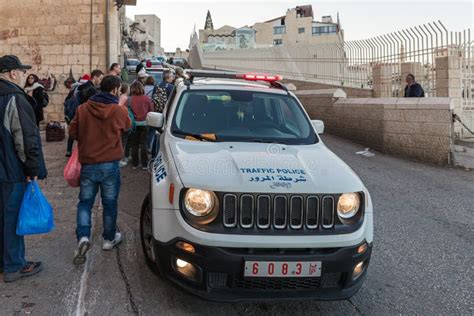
[{"xmin": 244, "ymin": 261, "xmax": 322, "ymax": 277}]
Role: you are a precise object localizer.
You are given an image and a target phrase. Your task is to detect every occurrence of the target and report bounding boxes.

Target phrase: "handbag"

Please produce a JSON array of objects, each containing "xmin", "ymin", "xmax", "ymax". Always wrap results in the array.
[
  {"xmin": 16, "ymin": 181, "xmax": 55, "ymax": 235},
  {"xmin": 63, "ymin": 147, "xmax": 81, "ymax": 187}
]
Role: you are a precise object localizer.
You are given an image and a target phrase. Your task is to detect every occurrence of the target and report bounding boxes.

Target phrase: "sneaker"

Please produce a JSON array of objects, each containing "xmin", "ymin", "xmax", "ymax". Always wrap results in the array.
[
  {"xmin": 73, "ymin": 237, "xmax": 91, "ymax": 265},
  {"xmin": 102, "ymin": 232, "xmax": 123, "ymax": 251},
  {"xmin": 132, "ymin": 165, "xmax": 139, "ymax": 170},
  {"xmin": 119, "ymin": 159, "xmax": 128, "ymax": 167},
  {"xmin": 4, "ymin": 262, "xmax": 43, "ymax": 283},
  {"xmin": 142, "ymin": 165, "xmax": 148, "ymax": 170}
]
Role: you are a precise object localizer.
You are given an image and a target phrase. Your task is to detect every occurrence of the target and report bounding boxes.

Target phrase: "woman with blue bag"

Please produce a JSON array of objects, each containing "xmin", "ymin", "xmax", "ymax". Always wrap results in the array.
[{"xmin": 0, "ymin": 55, "xmax": 50, "ymax": 282}]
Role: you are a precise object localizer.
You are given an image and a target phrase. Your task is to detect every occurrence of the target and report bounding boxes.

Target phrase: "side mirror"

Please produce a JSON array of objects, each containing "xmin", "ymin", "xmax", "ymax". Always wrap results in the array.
[
  {"xmin": 147, "ymin": 112, "xmax": 164, "ymax": 129},
  {"xmin": 311, "ymin": 120, "xmax": 324, "ymax": 134}
]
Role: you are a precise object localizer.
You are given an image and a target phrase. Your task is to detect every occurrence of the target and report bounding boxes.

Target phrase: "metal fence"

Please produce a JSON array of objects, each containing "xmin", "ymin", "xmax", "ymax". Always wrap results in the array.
[
  {"xmin": 199, "ymin": 21, "xmax": 472, "ymax": 95},
  {"xmin": 197, "ymin": 21, "xmax": 473, "ymax": 134}
]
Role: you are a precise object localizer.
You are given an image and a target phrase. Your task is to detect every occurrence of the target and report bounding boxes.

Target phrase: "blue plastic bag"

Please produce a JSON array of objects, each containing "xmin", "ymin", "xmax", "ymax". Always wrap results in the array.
[{"xmin": 16, "ymin": 181, "xmax": 55, "ymax": 235}]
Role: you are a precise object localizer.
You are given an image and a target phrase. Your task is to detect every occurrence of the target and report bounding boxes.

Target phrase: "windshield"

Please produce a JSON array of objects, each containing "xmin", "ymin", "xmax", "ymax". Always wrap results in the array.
[
  {"xmin": 127, "ymin": 60, "xmax": 139, "ymax": 66},
  {"xmin": 171, "ymin": 90, "xmax": 317, "ymax": 145}
]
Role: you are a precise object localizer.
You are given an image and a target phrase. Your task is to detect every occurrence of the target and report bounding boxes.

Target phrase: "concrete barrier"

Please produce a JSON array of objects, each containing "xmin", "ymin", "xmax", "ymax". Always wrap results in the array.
[{"xmin": 296, "ymin": 89, "xmax": 454, "ymax": 165}]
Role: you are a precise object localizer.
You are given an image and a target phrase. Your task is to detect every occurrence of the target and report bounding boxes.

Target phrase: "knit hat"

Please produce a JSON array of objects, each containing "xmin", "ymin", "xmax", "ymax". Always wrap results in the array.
[
  {"xmin": 137, "ymin": 68, "xmax": 148, "ymax": 78},
  {"xmin": 79, "ymin": 74, "xmax": 91, "ymax": 83}
]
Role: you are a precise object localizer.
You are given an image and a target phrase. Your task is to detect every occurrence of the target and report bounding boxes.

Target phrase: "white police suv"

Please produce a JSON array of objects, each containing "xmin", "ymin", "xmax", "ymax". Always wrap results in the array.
[{"xmin": 140, "ymin": 70, "xmax": 373, "ymax": 301}]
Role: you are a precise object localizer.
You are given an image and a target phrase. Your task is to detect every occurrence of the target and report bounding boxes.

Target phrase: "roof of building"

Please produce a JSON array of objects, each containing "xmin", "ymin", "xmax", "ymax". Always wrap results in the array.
[
  {"xmin": 295, "ymin": 5, "xmax": 313, "ymax": 18},
  {"xmin": 263, "ymin": 15, "xmax": 285, "ymax": 23}
]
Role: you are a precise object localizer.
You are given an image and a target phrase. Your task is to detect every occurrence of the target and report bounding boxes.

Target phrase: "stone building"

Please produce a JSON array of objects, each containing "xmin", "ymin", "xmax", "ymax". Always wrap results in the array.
[
  {"xmin": 199, "ymin": 5, "xmax": 343, "ymax": 50},
  {"xmin": 134, "ymin": 14, "xmax": 162, "ymax": 55},
  {"xmin": 125, "ymin": 14, "xmax": 162, "ymax": 58},
  {"xmin": 0, "ymin": 0, "xmax": 137, "ymax": 122}
]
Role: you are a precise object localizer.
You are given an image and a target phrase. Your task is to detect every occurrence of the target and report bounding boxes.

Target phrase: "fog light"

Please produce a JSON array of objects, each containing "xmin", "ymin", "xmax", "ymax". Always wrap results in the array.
[
  {"xmin": 176, "ymin": 241, "xmax": 195, "ymax": 253},
  {"xmin": 173, "ymin": 257, "xmax": 201, "ymax": 283},
  {"xmin": 352, "ymin": 261, "xmax": 365, "ymax": 281},
  {"xmin": 357, "ymin": 243, "xmax": 367, "ymax": 254}
]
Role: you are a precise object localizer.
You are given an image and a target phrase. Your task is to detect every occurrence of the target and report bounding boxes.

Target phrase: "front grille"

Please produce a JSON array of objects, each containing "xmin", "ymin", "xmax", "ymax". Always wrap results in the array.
[
  {"xmin": 222, "ymin": 193, "xmax": 336, "ymax": 230},
  {"xmin": 231, "ymin": 277, "xmax": 321, "ymax": 290},
  {"xmin": 240, "ymin": 195, "xmax": 254, "ymax": 228}
]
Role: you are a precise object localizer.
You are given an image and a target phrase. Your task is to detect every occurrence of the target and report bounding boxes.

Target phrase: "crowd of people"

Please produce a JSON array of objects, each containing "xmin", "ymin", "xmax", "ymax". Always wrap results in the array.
[{"xmin": 0, "ymin": 53, "xmax": 185, "ymax": 281}]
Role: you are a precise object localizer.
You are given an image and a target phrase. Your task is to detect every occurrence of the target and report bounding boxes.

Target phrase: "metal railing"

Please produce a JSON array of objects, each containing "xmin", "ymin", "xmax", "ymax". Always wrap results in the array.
[
  {"xmin": 194, "ymin": 21, "xmax": 474, "ymax": 134},
  {"xmin": 198, "ymin": 21, "xmax": 471, "ymax": 95}
]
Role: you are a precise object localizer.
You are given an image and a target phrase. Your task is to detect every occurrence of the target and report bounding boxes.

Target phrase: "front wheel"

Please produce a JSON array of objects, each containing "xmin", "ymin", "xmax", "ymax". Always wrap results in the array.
[{"xmin": 140, "ymin": 194, "xmax": 161, "ymax": 276}]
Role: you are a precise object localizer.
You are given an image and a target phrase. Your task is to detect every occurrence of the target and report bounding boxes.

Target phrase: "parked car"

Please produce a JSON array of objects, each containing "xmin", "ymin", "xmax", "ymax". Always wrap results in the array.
[
  {"xmin": 125, "ymin": 58, "xmax": 140, "ymax": 74},
  {"xmin": 143, "ymin": 58, "xmax": 164, "ymax": 71},
  {"xmin": 171, "ymin": 57, "xmax": 189, "ymax": 68},
  {"xmin": 140, "ymin": 70, "xmax": 374, "ymax": 301}
]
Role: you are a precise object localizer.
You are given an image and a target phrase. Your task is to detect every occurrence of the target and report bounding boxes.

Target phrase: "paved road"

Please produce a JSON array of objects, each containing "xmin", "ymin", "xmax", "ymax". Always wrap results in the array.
[{"xmin": 0, "ymin": 134, "xmax": 472, "ymax": 315}]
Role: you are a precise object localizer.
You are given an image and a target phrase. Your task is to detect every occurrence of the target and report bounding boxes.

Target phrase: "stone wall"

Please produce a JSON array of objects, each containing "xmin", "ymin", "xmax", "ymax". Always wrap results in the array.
[
  {"xmin": 0, "ymin": 0, "xmax": 124, "ymax": 122},
  {"xmin": 282, "ymin": 78, "xmax": 373, "ymax": 98},
  {"xmin": 296, "ymin": 90, "xmax": 454, "ymax": 165}
]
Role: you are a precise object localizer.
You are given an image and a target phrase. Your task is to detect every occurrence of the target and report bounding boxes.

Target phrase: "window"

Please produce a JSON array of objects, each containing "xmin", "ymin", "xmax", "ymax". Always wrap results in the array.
[
  {"xmin": 273, "ymin": 39, "xmax": 282, "ymax": 45},
  {"xmin": 273, "ymin": 26, "xmax": 286, "ymax": 35},
  {"xmin": 312, "ymin": 25, "xmax": 337, "ymax": 36},
  {"xmin": 298, "ymin": 27, "xmax": 305, "ymax": 34}
]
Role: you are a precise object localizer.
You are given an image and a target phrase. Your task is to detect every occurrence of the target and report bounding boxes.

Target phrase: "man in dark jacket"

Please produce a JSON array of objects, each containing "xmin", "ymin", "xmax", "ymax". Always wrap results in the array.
[
  {"xmin": 69, "ymin": 75, "xmax": 131, "ymax": 265},
  {"xmin": 0, "ymin": 55, "xmax": 47, "ymax": 282},
  {"xmin": 404, "ymin": 74, "xmax": 425, "ymax": 97},
  {"xmin": 77, "ymin": 69, "xmax": 104, "ymax": 104}
]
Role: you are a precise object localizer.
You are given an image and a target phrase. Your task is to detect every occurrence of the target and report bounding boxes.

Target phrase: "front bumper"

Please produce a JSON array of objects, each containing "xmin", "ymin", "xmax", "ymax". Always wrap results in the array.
[{"xmin": 153, "ymin": 238, "xmax": 372, "ymax": 302}]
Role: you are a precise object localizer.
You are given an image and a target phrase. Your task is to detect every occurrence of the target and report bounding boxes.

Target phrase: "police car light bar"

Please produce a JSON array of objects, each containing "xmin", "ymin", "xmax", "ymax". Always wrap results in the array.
[
  {"xmin": 188, "ymin": 70, "xmax": 283, "ymax": 82},
  {"xmin": 238, "ymin": 74, "xmax": 283, "ymax": 82}
]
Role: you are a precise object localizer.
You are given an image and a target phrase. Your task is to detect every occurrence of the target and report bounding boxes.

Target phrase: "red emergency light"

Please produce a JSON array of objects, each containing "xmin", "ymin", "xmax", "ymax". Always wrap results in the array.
[
  {"xmin": 238, "ymin": 74, "xmax": 283, "ymax": 82},
  {"xmin": 146, "ymin": 60, "xmax": 152, "ymax": 68}
]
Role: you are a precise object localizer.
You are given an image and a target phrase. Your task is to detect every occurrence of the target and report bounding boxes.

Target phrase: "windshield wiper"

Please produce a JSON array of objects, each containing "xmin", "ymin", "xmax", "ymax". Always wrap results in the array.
[
  {"xmin": 173, "ymin": 130, "xmax": 217, "ymax": 142},
  {"xmin": 249, "ymin": 139, "xmax": 287, "ymax": 145}
]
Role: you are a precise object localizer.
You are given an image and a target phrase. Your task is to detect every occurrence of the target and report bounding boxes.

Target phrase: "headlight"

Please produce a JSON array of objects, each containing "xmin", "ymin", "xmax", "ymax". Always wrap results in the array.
[
  {"xmin": 184, "ymin": 188, "xmax": 216, "ymax": 217},
  {"xmin": 337, "ymin": 193, "xmax": 360, "ymax": 219}
]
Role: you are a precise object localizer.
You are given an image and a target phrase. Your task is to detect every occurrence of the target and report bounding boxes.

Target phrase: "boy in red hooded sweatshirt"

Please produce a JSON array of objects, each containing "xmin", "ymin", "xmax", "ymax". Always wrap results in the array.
[{"xmin": 69, "ymin": 75, "xmax": 131, "ymax": 265}]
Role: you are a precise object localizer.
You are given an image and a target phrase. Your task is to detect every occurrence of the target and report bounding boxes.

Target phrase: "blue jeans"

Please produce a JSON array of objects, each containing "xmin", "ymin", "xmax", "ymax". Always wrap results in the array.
[
  {"xmin": 0, "ymin": 182, "xmax": 27, "ymax": 273},
  {"xmin": 76, "ymin": 161, "xmax": 121, "ymax": 241}
]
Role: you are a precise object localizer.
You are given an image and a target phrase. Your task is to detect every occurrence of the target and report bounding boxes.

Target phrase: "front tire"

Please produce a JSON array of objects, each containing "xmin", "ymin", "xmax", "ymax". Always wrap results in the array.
[{"xmin": 140, "ymin": 194, "xmax": 161, "ymax": 276}]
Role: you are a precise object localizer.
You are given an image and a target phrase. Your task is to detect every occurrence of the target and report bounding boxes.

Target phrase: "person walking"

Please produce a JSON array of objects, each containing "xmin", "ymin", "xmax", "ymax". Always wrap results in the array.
[
  {"xmin": 118, "ymin": 83, "xmax": 129, "ymax": 106},
  {"xmin": 118, "ymin": 84, "xmax": 131, "ymax": 167},
  {"xmin": 77, "ymin": 69, "xmax": 103, "ymax": 104},
  {"xmin": 69, "ymin": 75, "xmax": 131, "ymax": 265},
  {"xmin": 109, "ymin": 63, "xmax": 121, "ymax": 77},
  {"xmin": 144, "ymin": 76, "xmax": 155, "ymax": 100},
  {"xmin": 173, "ymin": 67, "xmax": 188, "ymax": 86},
  {"xmin": 65, "ymin": 70, "xmax": 104, "ymax": 157},
  {"xmin": 404, "ymin": 74, "xmax": 425, "ymax": 97},
  {"xmin": 0, "ymin": 55, "xmax": 47, "ymax": 282},
  {"xmin": 136, "ymin": 68, "xmax": 148, "ymax": 85},
  {"xmin": 128, "ymin": 81, "xmax": 153, "ymax": 170},
  {"xmin": 24, "ymin": 73, "xmax": 48, "ymax": 127},
  {"xmin": 149, "ymin": 70, "xmax": 174, "ymax": 155}
]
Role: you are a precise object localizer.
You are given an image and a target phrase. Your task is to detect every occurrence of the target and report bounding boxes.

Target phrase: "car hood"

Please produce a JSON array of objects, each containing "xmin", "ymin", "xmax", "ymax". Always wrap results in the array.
[{"xmin": 169, "ymin": 139, "xmax": 366, "ymax": 194}]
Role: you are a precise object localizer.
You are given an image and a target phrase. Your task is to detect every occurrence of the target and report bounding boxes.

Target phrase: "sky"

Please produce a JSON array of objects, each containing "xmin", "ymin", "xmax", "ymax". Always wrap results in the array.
[{"xmin": 125, "ymin": 0, "xmax": 473, "ymax": 52}]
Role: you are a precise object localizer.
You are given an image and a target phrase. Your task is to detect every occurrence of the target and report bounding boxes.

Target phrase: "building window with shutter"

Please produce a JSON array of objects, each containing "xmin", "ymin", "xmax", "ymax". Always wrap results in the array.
[{"xmin": 298, "ymin": 27, "xmax": 305, "ymax": 34}]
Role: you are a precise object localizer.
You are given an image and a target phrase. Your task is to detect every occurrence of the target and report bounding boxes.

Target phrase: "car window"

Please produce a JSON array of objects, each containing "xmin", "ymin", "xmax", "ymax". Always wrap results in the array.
[{"xmin": 171, "ymin": 90, "xmax": 317, "ymax": 145}]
